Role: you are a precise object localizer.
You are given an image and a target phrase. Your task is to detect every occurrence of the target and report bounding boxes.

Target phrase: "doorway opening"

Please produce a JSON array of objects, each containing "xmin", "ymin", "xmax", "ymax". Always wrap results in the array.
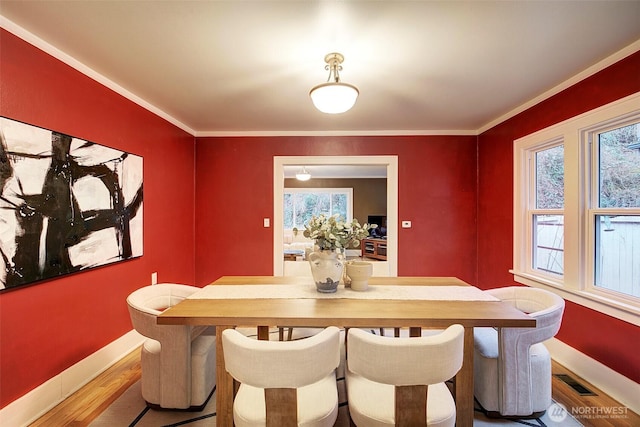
[{"xmin": 273, "ymin": 156, "xmax": 398, "ymax": 276}]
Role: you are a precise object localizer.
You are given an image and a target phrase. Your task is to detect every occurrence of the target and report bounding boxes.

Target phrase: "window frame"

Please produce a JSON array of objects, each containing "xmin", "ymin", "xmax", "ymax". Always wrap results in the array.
[
  {"xmin": 513, "ymin": 92, "xmax": 640, "ymax": 326},
  {"xmin": 584, "ymin": 117, "xmax": 640, "ymax": 304},
  {"xmin": 283, "ymin": 187, "xmax": 354, "ymax": 231}
]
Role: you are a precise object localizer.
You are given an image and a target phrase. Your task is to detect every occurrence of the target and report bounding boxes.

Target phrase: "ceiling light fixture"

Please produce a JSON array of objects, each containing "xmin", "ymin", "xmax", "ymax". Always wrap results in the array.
[
  {"xmin": 296, "ymin": 167, "xmax": 311, "ymax": 181},
  {"xmin": 309, "ymin": 53, "xmax": 359, "ymax": 114}
]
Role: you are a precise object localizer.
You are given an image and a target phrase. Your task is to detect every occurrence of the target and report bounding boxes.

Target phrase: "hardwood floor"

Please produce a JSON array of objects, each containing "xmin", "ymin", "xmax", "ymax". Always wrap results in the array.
[
  {"xmin": 29, "ymin": 349, "xmax": 141, "ymax": 427},
  {"xmin": 550, "ymin": 362, "xmax": 640, "ymax": 427},
  {"xmin": 28, "ymin": 348, "xmax": 639, "ymax": 427}
]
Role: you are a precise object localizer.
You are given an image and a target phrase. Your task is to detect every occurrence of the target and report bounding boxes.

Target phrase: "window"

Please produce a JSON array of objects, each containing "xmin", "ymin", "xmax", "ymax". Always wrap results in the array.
[
  {"xmin": 514, "ymin": 93, "xmax": 640, "ymax": 325},
  {"xmin": 591, "ymin": 123, "xmax": 640, "ymax": 297},
  {"xmin": 284, "ymin": 188, "xmax": 353, "ymax": 230},
  {"xmin": 532, "ymin": 144, "xmax": 564, "ymax": 276}
]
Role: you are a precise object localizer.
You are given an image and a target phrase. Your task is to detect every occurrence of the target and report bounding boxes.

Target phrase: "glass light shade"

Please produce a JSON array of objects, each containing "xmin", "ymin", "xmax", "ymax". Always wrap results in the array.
[
  {"xmin": 296, "ymin": 172, "xmax": 311, "ymax": 181},
  {"xmin": 296, "ymin": 166, "xmax": 311, "ymax": 181},
  {"xmin": 309, "ymin": 82, "xmax": 359, "ymax": 114}
]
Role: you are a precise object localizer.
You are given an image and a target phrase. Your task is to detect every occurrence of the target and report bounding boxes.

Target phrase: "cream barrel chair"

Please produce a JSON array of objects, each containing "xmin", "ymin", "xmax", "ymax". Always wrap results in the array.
[
  {"xmin": 473, "ymin": 286, "xmax": 565, "ymax": 418},
  {"xmin": 127, "ymin": 283, "xmax": 216, "ymax": 410},
  {"xmin": 346, "ymin": 324, "xmax": 464, "ymax": 427},
  {"xmin": 222, "ymin": 326, "xmax": 341, "ymax": 427}
]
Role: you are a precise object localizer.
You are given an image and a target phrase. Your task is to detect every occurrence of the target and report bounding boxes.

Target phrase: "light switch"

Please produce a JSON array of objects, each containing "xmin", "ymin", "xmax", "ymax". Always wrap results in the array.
[
  {"xmin": 264, "ymin": 218, "xmax": 270, "ymax": 227},
  {"xmin": 402, "ymin": 220, "xmax": 412, "ymax": 228}
]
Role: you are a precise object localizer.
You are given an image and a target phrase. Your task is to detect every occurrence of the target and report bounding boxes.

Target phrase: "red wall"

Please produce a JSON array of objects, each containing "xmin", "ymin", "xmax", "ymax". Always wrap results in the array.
[
  {"xmin": 477, "ymin": 51, "xmax": 640, "ymax": 383},
  {"xmin": 0, "ymin": 30, "xmax": 197, "ymax": 408},
  {"xmin": 194, "ymin": 135, "xmax": 478, "ymax": 285}
]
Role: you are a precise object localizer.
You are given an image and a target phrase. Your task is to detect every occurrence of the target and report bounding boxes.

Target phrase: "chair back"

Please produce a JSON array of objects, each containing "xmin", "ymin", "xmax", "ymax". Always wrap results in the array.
[
  {"xmin": 223, "ymin": 326, "xmax": 340, "ymax": 388},
  {"xmin": 488, "ymin": 286, "xmax": 565, "ymax": 340},
  {"xmin": 347, "ymin": 324, "xmax": 464, "ymax": 426},
  {"xmin": 127, "ymin": 283, "xmax": 198, "ymax": 340},
  {"xmin": 222, "ymin": 326, "xmax": 341, "ymax": 426},
  {"xmin": 348, "ymin": 324, "xmax": 463, "ymax": 386}
]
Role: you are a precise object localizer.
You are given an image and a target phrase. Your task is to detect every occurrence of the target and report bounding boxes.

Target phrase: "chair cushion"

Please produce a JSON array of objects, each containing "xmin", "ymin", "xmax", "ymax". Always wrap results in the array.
[
  {"xmin": 233, "ymin": 373, "xmax": 339, "ymax": 427},
  {"xmin": 346, "ymin": 370, "xmax": 455, "ymax": 427},
  {"xmin": 473, "ymin": 327, "xmax": 498, "ymax": 359}
]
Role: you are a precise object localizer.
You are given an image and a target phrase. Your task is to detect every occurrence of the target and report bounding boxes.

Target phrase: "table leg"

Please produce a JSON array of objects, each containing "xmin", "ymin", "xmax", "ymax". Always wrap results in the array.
[
  {"xmin": 455, "ymin": 326, "xmax": 475, "ymax": 427},
  {"xmin": 258, "ymin": 325, "xmax": 270, "ymax": 340},
  {"xmin": 216, "ymin": 326, "xmax": 234, "ymax": 427}
]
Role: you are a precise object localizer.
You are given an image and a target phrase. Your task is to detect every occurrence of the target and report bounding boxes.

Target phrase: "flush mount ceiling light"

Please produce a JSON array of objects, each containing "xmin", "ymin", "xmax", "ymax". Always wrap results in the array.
[
  {"xmin": 296, "ymin": 166, "xmax": 311, "ymax": 181},
  {"xmin": 309, "ymin": 53, "xmax": 359, "ymax": 114}
]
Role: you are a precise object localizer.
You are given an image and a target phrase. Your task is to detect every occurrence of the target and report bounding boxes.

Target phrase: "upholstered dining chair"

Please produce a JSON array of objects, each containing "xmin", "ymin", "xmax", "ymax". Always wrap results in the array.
[
  {"xmin": 127, "ymin": 283, "xmax": 216, "ymax": 410},
  {"xmin": 222, "ymin": 326, "xmax": 341, "ymax": 427},
  {"xmin": 473, "ymin": 286, "xmax": 565, "ymax": 418},
  {"xmin": 346, "ymin": 324, "xmax": 464, "ymax": 427}
]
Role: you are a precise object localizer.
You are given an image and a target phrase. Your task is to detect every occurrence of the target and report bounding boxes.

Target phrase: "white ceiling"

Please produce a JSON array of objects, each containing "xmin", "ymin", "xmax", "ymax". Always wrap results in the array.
[
  {"xmin": 283, "ymin": 164, "xmax": 387, "ymax": 179},
  {"xmin": 1, "ymin": 1, "xmax": 639, "ymax": 136}
]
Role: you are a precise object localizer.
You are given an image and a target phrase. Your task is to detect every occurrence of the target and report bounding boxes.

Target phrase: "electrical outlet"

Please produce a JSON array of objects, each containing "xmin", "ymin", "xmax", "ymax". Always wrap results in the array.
[
  {"xmin": 402, "ymin": 220, "xmax": 412, "ymax": 228},
  {"xmin": 264, "ymin": 218, "xmax": 270, "ymax": 227},
  {"xmin": 151, "ymin": 272, "xmax": 158, "ymax": 285}
]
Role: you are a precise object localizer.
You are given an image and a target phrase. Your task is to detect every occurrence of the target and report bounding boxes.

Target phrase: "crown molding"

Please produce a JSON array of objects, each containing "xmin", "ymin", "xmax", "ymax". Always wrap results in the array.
[
  {"xmin": 477, "ymin": 39, "xmax": 640, "ymax": 134},
  {"xmin": 0, "ymin": 16, "xmax": 195, "ymax": 136}
]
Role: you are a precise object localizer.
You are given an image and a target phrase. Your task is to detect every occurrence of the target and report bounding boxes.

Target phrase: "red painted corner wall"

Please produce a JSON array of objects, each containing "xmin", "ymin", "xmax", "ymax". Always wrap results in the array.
[
  {"xmin": 477, "ymin": 51, "xmax": 640, "ymax": 382},
  {"xmin": 0, "ymin": 30, "xmax": 196, "ymax": 408},
  {"xmin": 194, "ymin": 135, "xmax": 478, "ymax": 286}
]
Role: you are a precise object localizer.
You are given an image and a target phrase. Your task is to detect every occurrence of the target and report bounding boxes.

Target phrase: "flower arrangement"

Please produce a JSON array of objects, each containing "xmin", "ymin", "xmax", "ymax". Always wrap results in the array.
[{"xmin": 299, "ymin": 214, "xmax": 375, "ymax": 252}]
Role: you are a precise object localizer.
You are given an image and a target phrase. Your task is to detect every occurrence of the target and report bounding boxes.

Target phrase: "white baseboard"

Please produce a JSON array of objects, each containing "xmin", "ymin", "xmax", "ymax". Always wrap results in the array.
[
  {"xmin": 547, "ymin": 337, "xmax": 640, "ymax": 414},
  {"xmin": 0, "ymin": 330, "xmax": 145, "ymax": 427}
]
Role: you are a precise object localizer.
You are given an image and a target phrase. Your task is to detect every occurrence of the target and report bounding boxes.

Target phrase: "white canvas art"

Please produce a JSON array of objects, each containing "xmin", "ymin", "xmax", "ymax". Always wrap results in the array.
[{"xmin": 0, "ymin": 117, "xmax": 143, "ymax": 290}]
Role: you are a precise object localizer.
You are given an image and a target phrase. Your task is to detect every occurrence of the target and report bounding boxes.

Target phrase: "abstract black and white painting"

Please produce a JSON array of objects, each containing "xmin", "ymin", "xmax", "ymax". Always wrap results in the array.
[{"xmin": 0, "ymin": 117, "xmax": 143, "ymax": 291}]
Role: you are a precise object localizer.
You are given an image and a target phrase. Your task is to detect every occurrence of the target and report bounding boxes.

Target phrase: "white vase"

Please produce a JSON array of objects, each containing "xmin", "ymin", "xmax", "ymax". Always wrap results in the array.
[
  {"xmin": 346, "ymin": 261, "xmax": 373, "ymax": 291},
  {"xmin": 308, "ymin": 250, "xmax": 344, "ymax": 293}
]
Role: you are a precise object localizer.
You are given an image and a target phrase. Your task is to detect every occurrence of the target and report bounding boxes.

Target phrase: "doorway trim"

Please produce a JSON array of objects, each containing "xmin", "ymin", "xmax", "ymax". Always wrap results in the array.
[{"xmin": 273, "ymin": 155, "xmax": 398, "ymax": 276}]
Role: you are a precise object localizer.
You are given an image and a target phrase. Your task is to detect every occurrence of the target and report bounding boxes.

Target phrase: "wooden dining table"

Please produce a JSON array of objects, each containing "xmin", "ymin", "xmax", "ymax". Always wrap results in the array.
[{"xmin": 158, "ymin": 276, "xmax": 535, "ymax": 427}]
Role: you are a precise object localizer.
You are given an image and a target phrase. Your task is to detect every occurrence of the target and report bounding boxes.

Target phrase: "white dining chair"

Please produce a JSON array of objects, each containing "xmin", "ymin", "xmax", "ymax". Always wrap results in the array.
[
  {"xmin": 346, "ymin": 324, "xmax": 464, "ymax": 426},
  {"xmin": 473, "ymin": 286, "xmax": 565, "ymax": 418},
  {"xmin": 126, "ymin": 283, "xmax": 216, "ymax": 410},
  {"xmin": 222, "ymin": 326, "xmax": 341, "ymax": 427}
]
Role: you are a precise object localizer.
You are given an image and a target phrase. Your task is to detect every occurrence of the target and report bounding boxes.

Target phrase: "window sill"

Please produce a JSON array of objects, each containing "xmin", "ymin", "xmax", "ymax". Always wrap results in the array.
[{"xmin": 511, "ymin": 270, "xmax": 640, "ymax": 327}]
